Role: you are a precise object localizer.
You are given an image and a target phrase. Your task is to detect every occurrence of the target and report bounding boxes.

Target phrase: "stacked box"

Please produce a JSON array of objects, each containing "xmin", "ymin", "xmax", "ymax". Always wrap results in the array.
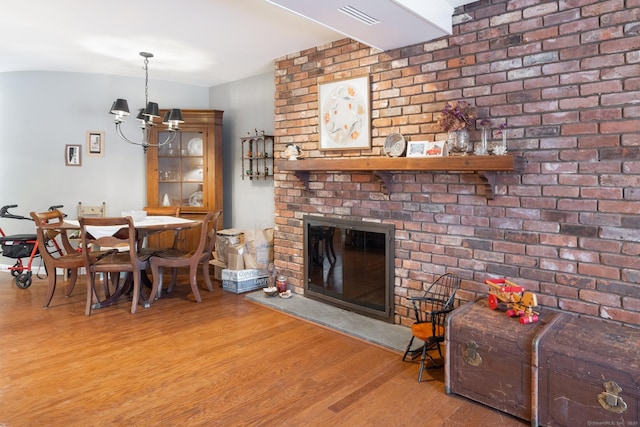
[
  {"xmin": 221, "ymin": 268, "xmax": 268, "ymax": 294},
  {"xmin": 227, "ymin": 244, "xmax": 245, "ymax": 270},
  {"xmin": 209, "ymin": 258, "xmax": 227, "ymax": 281},
  {"xmin": 216, "ymin": 229, "xmax": 244, "ymax": 263}
]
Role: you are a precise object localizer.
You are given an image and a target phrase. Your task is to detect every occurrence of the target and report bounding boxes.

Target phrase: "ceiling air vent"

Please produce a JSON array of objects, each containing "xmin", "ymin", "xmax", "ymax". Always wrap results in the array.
[
  {"xmin": 338, "ymin": 5, "xmax": 380, "ymax": 26},
  {"xmin": 265, "ymin": 0, "xmax": 475, "ymax": 51}
]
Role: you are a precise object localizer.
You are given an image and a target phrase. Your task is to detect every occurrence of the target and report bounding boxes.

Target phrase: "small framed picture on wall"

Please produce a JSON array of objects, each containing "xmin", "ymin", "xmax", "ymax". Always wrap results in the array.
[
  {"xmin": 86, "ymin": 131, "xmax": 104, "ymax": 157},
  {"xmin": 65, "ymin": 144, "xmax": 82, "ymax": 166}
]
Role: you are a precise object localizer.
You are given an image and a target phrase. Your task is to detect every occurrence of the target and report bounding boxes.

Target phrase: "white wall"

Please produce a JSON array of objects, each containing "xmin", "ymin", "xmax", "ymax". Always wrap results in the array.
[
  {"xmin": 0, "ymin": 71, "xmax": 209, "ymax": 265},
  {"xmin": 0, "ymin": 70, "xmax": 276, "ymax": 268},
  {"xmin": 210, "ymin": 72, "xmax": 275, "ymax": 230}
]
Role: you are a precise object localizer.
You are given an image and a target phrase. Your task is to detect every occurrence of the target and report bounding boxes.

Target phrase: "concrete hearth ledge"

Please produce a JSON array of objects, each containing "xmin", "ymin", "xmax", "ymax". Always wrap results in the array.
[{"xmin": 245, "ymin": 291, "xmax": 410, "ymax": 353}]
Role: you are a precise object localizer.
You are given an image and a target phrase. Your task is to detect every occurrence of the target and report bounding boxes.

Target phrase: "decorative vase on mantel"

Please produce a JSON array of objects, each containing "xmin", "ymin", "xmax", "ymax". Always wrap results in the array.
[
  {"xmin": 475, "ymin": 127, "xmax": 489, "ymax": 156},
  {"xmin": 494, "ymin": 131, "xmax": 508, "ymax": 155},
  {"xmin": 448, "ymin": 128, "xmax": 470, "ymax": 155},
  {"xmin": 447, "ymin": 131, "xmax": 457, "ymax": 153}
]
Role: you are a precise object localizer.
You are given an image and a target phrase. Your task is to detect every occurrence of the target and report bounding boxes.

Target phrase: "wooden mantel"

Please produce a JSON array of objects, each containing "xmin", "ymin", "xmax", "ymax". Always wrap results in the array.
[{"xmin": 275, "ymin": 155, "xmax": 525, "ymax": 199}]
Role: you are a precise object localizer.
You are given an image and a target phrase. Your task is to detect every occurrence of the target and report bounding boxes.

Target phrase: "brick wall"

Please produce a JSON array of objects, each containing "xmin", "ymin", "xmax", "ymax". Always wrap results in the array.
[{"xmin": 273, "ymin": 0, "xmax": 640, "ymax": 327}]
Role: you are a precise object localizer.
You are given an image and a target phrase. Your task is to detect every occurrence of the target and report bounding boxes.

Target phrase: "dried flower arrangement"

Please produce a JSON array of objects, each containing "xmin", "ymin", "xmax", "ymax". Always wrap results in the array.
[
  {"xmin": 494, "ymin": 122, "xmax": 507, "ymax": 137},
  {"xmin": 493, "ymin": 121, "xmax": 508, "ymax": 155},
  {"xmin": 477, "ymin": 118, "xmax": 507, "ymax": 136},
  {"xmin": 437, "ymin": 100, "xmax": 477, "ymax": 132}
]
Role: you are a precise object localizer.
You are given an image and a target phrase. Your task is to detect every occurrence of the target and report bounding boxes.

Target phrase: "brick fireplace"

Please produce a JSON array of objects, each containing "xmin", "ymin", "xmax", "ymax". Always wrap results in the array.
[{"xmin": 271, "ymin": 0, "xmax": 640, "ymax": 327}]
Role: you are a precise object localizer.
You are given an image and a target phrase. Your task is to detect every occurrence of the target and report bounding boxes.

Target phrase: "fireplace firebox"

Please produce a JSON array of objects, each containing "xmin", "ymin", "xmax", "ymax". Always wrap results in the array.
[{"xmin": 303, "ymin": 216, "xmax": 395, "ymax": 322}]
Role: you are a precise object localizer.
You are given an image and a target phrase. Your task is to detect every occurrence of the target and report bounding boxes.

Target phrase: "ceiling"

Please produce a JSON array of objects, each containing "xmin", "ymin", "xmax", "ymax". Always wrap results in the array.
[
  {"xmin": 0, "ymin": 0, "xmax": 475, "ymax": 88},
  {"xmin": 266, "ymin": 0, "xmax": 475, "ymax": 51}
]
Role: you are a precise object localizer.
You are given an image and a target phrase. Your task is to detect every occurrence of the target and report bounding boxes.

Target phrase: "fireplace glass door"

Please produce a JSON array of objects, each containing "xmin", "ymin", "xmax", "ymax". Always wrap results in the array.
[{"xmin": 304, "ymin": 216, "xmax": 394, "ymax": 322}]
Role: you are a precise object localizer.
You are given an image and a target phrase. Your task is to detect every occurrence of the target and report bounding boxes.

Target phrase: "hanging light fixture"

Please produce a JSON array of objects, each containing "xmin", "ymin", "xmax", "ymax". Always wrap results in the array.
[{"xmin": 109, "ymin": 52, "xmax": 184, "ymax": 149}]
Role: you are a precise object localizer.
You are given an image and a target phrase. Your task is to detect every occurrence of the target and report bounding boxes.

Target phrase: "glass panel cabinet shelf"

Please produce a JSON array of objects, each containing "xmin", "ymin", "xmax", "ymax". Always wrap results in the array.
[
  {"xmin": 156, "ymin": 131, "xmax": 205, "ymax": 206},
  {"xmin": 146, "ymin": 109, "xmax": 223, "ymax": 212}
]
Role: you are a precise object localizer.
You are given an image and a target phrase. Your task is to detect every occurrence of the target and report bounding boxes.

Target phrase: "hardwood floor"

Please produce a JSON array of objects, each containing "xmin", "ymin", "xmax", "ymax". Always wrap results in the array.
[{"xmin": 0, "ymin": 271, "xmax": 526, "ymax": 426}]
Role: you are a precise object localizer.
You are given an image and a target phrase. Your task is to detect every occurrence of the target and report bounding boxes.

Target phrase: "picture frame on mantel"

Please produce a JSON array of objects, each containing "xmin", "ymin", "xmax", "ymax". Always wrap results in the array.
[
  {"xmin": 407, "ymin": 140, "xmax": 448, "ymax": 158},
  {"xmin": 318, "ymin": 75, "xmax": 371, "ymax": 151}
]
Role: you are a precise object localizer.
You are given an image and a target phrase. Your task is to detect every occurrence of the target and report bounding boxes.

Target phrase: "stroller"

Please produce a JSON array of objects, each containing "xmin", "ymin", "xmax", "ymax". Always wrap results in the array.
[{"xmin": 0, "ymin": 204, "xmax": 65, "ymax": 288}]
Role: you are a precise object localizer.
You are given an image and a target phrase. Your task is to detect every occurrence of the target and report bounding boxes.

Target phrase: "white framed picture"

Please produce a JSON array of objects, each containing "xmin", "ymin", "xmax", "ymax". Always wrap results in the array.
[
  {"xmin": 65, "ymin": 144, "xmax": 82, "ymax": 166},
  {"xmin": 318, "ymin": 75, "xmax": 371, "ymax": 151},
  {"xmin": 406, "ymin": 140, "xmax": 447, "ymax": 157},
  {"xmin": 86, "ymin": 131, "xmax": 104, "ymax": 157}
]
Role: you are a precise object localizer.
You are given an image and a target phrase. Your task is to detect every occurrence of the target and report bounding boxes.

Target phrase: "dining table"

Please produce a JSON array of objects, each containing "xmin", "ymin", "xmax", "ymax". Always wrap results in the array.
[
  {"xmin": 63, "ymin": 215, "xmax": 201, "ymax": 240},
  {"xmin": 51, "ymin": 215, "xmax": 202, "ymax": 310}
]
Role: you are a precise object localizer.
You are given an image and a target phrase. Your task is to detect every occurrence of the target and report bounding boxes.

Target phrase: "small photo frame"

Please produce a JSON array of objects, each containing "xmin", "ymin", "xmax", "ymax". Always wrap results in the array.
[
  {"xmin": 406, "ymin": 141, "xmax": 448, "ymax": 157},
  {"xmin": 65, "ymin": 144, "xmax": 82, "ymax": 166},
  {"xmin": 86, "ymin": 131, "xmax": 104, "ymax": 157},
  {"xmin": 318, "ymin": 75, "xmax": 371, "ymax": 151}
]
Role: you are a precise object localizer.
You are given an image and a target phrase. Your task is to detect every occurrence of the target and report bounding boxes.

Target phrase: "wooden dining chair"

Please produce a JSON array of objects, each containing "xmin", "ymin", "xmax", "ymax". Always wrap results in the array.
[
  {"xmin": 72, "ymin": 201, "xmax": 108, "ymax": 250},
  {"xmin": 30, "ymin": 210, "xmax": 86, "ymax": 308},
  {"xmin": 77, "ymin": 202, "xmax": 106, "ymax": 218},
  {"xmin": 148, "ymin": 211, "xmax": 221, "ymax": 305},
  {"xmin": 138, "ymin": 206, "xmax": 182, "ymax": 289},
  {"xmin": 80, "ymin": 216, "xmax": 151, "ymax": 315}
]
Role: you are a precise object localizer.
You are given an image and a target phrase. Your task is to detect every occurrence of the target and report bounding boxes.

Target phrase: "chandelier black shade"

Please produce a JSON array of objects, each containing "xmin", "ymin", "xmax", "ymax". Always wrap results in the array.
[{"xmin": 109, "ymin": 52, "xmax": 183, "ymax": 149}]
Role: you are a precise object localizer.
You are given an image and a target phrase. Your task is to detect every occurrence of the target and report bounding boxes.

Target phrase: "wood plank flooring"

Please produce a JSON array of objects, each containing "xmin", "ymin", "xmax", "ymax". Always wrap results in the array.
[{"xmin": 0, "ymin": 272, "xmax": 526, "ymax": 426}]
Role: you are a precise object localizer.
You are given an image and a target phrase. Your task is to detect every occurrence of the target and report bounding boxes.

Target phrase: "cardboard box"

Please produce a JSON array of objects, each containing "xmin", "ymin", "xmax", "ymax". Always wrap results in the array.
[
  {"xmin": 221, "ymin": 268, "xmax": 268, "ymax": 281},
  {"xmin": 227, "ymin": 244, "xmax": 245, "ymax": 270},
  {"xmin": 221, "ymin": 268, "xmax": 269, "ymax": 294},
  {"xmin": 216, "ymin": 229, "xmax": 244, "ymax": 263},
  {"xmin": 209, "ymin": 259, "xmax": 227, "ymax": 281}
]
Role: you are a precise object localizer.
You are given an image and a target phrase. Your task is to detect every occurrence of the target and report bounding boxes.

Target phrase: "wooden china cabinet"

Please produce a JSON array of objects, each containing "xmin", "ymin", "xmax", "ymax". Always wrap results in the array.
[{"xmin": 145, "ymin": 109, "xmax": 223, "ymax": 249}]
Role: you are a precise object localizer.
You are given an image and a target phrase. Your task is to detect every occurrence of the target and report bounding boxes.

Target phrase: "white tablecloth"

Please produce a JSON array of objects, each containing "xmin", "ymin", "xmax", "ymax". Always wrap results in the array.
[{"xmin": 65, "ymin": 216, "xmax": 197, "ymax": 239}]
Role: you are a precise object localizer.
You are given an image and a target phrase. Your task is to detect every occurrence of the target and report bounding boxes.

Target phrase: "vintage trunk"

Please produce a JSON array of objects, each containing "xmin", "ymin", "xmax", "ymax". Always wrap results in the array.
[
  {"xmin": 445, "ymin": 298, "xmax": 564, "ymax": 422},
  {"xmin": 536, "ymin": 315, "xmax": 640, "ymax": 426}
]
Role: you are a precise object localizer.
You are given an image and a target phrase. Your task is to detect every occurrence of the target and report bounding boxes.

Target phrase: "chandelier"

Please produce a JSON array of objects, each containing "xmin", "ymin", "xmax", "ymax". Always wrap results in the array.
[{"xmin": 109, "ymin": 52, "xmax": 184, "ymax": 149}]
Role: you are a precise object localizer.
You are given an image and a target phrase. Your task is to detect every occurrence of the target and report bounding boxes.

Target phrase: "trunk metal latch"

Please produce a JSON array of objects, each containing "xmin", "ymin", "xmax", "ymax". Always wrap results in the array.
[{"xmin": 597, "ymin": 381, "xmax": 628, "ymax": 414}]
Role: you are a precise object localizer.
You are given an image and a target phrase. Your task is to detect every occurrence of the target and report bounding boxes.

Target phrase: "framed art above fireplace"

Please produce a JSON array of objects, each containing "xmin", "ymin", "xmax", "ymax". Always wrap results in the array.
[{"xmin": 318, "ymin": 75, "xmax": 371, "ymax": 151}]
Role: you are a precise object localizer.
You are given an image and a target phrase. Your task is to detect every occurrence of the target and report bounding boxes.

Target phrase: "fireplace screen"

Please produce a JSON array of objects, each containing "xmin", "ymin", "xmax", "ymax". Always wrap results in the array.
[{"xmin": 303, "ymin": 216, "xmax": 395, "ymax": 322}]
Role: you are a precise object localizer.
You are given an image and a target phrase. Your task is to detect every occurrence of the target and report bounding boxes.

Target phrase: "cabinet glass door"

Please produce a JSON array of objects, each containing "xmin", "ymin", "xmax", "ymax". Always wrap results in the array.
[{"xmin": 157, "ymin": 131, "xmax": 204, "ymax": 207}]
